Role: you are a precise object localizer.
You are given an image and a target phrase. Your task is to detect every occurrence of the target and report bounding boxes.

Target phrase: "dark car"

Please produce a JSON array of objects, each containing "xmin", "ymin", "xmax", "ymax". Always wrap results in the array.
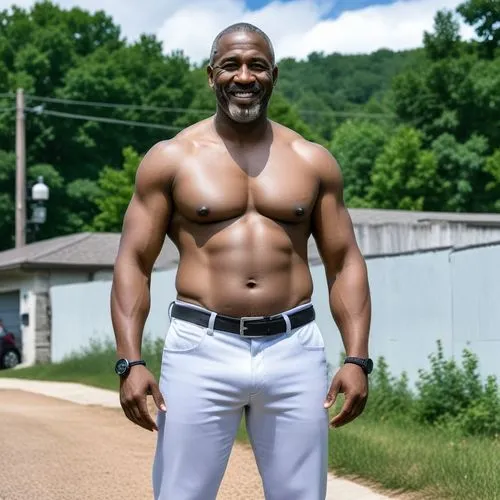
[{"xmin": 0, "ymin": 329, "xmax": 21, "ymax": 369}]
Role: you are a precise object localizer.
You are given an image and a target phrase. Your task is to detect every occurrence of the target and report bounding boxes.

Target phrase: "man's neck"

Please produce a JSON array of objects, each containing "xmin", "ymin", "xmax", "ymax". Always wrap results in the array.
[{"xmin": 213, "ymin": 108, "xmax": 271, "ymax": 146}]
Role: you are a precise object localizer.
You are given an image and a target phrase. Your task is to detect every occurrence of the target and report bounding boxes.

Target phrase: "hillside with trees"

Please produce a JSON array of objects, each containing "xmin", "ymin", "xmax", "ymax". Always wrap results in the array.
[{"xmin": 0, "ymin": 0, "xmax": 498, "ymax": 249}]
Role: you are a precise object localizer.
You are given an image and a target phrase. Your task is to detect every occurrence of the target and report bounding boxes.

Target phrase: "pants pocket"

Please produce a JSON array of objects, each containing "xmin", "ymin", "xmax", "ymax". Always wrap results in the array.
[
  {"xmin": 294, "ymin": 321, "xmax": 325, "ymax": 351},
  {"xmin": 164, "ymin": 319, "xmax": 208, "ymax": 353}
]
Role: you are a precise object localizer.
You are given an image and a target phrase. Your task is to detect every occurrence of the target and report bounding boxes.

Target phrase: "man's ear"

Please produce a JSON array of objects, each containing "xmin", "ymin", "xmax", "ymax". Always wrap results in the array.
[
  {"xmin": 272, "ymin": 65, "xmax": 279, "ymax": 86},
  {"xmin": 207, "ymin": 65, "xmax": 214, "ymax": 89}
]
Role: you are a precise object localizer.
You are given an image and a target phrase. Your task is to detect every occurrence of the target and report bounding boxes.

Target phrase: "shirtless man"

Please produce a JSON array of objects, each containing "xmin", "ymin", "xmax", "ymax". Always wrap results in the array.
[{"xmin": 111, "ymin": 22, "xmax": 372, "ymax": 500}]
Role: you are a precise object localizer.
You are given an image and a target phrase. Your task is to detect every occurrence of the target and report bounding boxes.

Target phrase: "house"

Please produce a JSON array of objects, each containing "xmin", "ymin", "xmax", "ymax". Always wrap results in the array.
[
  {"xmin": 0, "ymin": 232, "xmax": 178, "ymax": 366},
  {"xmin": 2, "ymin": 207, "xmax": 500, "ymax": 366}
]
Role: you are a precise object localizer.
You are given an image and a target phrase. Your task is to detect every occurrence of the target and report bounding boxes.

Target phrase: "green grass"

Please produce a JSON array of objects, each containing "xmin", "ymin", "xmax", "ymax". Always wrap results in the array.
[
  {"xmin": 328, "ymin": 413, "xmax": 500, "ymax": 499},
  {"xmin": 2, "ymin": 339, "xmax": 499, "ymax": 499}
]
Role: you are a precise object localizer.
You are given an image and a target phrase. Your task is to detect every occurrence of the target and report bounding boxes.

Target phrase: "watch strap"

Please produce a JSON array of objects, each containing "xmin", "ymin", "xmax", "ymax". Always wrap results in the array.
[
  {"xmin": 128, "ymin": 360, "xmax": 146, "ymax": 368},
  {"xmin": 344, "ymin": 356, "xmax": 373, "ymax": 375}
]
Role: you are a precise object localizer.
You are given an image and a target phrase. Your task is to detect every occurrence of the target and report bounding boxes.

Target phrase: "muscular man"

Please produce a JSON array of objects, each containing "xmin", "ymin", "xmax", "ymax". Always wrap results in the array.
[{"xmin": 111, "ymin": 22, "xmax": 372, "ymax": 500}]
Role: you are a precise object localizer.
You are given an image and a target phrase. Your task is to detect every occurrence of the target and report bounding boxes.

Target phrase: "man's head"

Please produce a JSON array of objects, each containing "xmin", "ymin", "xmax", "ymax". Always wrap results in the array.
[{"xmin": 207, "ymin": 23, "xmax": 278, "ymax": 124}]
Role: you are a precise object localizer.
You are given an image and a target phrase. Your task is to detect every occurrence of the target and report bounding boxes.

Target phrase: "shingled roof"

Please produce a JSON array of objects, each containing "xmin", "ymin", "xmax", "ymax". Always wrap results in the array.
[
  {"xmin": 1, "ymin": 208, "xmax": 500, "ymax": 272},
  {"xmin": 0, "ymin": 232, "xmax": 179, "ymax": 272}
]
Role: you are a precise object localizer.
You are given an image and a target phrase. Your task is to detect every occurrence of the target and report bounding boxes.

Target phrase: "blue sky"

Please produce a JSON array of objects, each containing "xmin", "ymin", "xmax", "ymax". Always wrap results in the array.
[
  {"xmin": 245, "ymin": 0, "xmax": 400, "ymax": 18},
  {"xmin": 1, "ymin": 0, "xmax": 474, "ymax": 63}
]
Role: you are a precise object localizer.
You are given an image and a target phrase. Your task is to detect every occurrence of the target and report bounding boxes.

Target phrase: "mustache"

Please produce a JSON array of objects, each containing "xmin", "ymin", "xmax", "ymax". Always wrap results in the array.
[{"xmin": 226, "ymin": 83, "xmax": 262, "ymax": 93}]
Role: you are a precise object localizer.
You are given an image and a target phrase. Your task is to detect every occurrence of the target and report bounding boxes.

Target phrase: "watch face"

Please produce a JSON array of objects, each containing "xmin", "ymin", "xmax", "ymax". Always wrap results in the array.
[
  {"xmin": 366, "ymin": 358, "xmax": 374, "ymax": 374},
  {"xmin": 115, "ymin": 358, "xmax": 129, "ymax": 376}
]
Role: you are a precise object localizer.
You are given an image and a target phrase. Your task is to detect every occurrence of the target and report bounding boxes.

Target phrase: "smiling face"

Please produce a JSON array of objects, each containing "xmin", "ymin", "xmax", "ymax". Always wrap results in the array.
[{"xmin": 208, "ymin": 30, "xmax": 278, "ymax": 124}]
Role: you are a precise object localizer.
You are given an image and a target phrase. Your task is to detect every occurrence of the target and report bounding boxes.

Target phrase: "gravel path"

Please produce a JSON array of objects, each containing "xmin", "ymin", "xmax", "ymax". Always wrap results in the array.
[{"xmin": 0, "ymin": 379, "xmax": 392, "ymax": 499}]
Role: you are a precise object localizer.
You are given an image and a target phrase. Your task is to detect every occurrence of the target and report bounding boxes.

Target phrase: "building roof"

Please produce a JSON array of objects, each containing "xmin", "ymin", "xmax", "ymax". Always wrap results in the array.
[
  {"xmin": 347, "ymin": 208, "xmax": 500, "ymax": 226},
  {"xmin": 1, "ymin": 208, "xmax": 500, "ymax": 272},
  {"xmin": 0, "ymin": 232, "xmax": 179, "ymax": 272}
]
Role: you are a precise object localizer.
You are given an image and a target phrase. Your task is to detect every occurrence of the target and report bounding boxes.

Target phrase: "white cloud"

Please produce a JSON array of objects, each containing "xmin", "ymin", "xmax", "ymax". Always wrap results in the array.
[{"xmin": 0, "ymin": 0, "xmax": 477, "ymax": 63}]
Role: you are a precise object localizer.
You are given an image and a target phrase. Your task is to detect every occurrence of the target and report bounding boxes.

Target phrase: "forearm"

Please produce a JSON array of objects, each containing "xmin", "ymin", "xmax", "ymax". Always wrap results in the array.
[
  {"xmin": 328, "ymin": 251, "xmax": 371, "ymax": 358},
  {"xmin": 110, "ymin": 257, "xmax": 151, "ymax": 359}
]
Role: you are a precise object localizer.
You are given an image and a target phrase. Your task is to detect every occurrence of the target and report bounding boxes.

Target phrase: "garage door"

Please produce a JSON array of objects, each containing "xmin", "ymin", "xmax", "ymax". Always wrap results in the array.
[{"xmin": 0, "ymin": 291, "xmax": 21, "ymax": 348}]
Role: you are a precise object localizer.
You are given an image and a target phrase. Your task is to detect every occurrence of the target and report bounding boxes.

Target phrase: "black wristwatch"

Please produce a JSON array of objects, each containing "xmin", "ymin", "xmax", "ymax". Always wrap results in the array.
[
  {"xmin": 344, "ymin": 356, "xmax": 373, "ymax": 375},
  {"xmin": 114, "ymin": 358, "xmax": 146, "ymax": 377}
]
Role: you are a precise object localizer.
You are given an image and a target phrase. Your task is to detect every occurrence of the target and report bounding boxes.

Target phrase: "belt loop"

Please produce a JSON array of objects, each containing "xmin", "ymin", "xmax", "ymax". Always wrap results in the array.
[
  {"xmin": 281, "ymin": 313, "xmax": 291, "ymax": 335},
  {"xmin": 168, "ymin": 301, "xmax": 175, "ymax": 322},
  {"xmin": 207, "ymin": 312, "xmax": 216, "ymax": 336}
]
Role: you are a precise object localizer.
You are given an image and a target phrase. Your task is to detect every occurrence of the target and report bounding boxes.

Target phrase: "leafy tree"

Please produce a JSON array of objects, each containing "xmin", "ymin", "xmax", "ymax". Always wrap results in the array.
[
  {"xmin": 91, "ymin": 146, "xmax": 140, "ymax": 232},
  {"xmin": 484, "ymin": 149, "xmax": 500, "ymax": 210},
  {"xmin": 0, "ymin": 0, "xmax": 499, "ymax": 249},
  {"xmin": 367, "ymin": 126, "xmax": 439, "ymax": 210},
  {"xmin": 458, "ymin": 0, "xmax": 500, "ymax": 57},
  {"xmin": 423, "ymin": 9, "xmax": 463, "ymax": 61},
  {"xmin": 430, "ymin": 133, "xmax": 490, "ymax": 211},
  {"xmin": 330, "ymin": 120, "xmax": 388, "ymax": 205}
]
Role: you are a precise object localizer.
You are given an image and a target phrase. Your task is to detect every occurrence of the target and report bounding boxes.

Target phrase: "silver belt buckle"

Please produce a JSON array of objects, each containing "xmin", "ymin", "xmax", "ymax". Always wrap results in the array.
[{"xmin": 239, "ymin": 316, "xmax": 265, "ymax": 337}]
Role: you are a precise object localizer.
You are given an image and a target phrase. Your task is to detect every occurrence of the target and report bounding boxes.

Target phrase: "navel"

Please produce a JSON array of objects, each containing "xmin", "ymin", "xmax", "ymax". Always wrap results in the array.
[
  {"xmin": 246, "ymin": 279, "xmax": 257, "ymax": 289},
  {"xmin": 197, "ymin": 206, "xmax": 210, "ymax": 217}
]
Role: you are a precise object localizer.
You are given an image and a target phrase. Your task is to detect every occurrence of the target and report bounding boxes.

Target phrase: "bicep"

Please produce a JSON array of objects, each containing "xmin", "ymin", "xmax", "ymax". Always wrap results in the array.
[
  {"xmin": 311, "ymin": 161, "xmax": 360, "ymax": 277},
  {"xmin": 115, "ymin": 150, "xmax": 173, "ymax": 275},
  {"xmin": 117, "ymin": 190, "xmax": 171, "ymax": 274}
]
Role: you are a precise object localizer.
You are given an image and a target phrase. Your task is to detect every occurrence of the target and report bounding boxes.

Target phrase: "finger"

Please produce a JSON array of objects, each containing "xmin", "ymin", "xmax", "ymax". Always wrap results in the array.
[
  {"xmin": 136, "ymin": 396, "xmax": 158, "ymax": 432},
  {"xmin": 123, "ymin": 395, "xmax": 154, "ymax": 432},
  {"xmin": 123, "ymin": 402, "xmax": 145, "ymax": 429},
  {"xmin": 150, "ymin": 382, "xmax": 167, "ymax": 412},
  {"xmin": 121, "ymin": 404, "xmax": 137, "ymax": 426},
  {"xmin": 329, "ymin": 395, "xmax": 357, "ymax": 428},
  {"xmin": 324, "ymin": 379, "xmax": 341, "ymax": 408}
]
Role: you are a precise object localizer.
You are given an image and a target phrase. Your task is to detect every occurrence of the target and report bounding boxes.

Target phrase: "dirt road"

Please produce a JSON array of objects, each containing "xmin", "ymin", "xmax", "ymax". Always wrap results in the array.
[{"xmin": 0, "ymin": 390, "xmax": 264, "ymax": 500}]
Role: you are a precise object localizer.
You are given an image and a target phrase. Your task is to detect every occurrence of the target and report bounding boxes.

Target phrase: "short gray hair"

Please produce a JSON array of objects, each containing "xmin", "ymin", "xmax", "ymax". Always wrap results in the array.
[{"xmin": 209, "ymin": 22, "xmax": 275, "ymax": 66}]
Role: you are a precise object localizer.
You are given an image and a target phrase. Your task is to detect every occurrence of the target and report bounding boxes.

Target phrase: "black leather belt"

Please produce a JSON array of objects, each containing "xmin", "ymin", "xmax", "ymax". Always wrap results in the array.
[{"xmin": 170, "ymin": 303, "xmax": 315, "ymax": 337}]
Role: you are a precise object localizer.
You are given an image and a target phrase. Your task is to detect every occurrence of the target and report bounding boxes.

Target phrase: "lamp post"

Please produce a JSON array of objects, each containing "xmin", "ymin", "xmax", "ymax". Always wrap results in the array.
[{"xmin": 26, "ymin": 176, "xmax": 50, "ymax": 243}]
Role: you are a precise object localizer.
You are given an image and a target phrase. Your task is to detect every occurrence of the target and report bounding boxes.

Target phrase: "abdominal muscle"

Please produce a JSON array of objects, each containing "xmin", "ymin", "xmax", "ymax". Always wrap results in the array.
[{"xmin": 171, "ymin": 214, "xmax": 314, "ymax": 317}]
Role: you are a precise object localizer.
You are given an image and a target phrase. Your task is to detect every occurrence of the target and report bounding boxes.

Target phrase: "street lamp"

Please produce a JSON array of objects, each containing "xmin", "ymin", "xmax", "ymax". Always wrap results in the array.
[{"xmin": 26, "ymin": 176, "xmax": 49, "ymax": 242}]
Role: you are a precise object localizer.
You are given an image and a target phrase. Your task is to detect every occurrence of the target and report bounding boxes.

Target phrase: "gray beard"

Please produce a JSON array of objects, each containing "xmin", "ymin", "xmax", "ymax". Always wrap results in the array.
[{"xmin": 227, "ymin": 102, "xmax": 262, "ymax": 123}]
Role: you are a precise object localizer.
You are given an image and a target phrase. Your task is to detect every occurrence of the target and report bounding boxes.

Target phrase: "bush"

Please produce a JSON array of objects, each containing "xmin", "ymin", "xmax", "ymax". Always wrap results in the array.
[
  {"xmin": 366, "ymin": 356, "xmax": 415, "ymax": 418},
  {"xmin": 365, "ymin": 340, "xmax": 500, "ymax": 438}
]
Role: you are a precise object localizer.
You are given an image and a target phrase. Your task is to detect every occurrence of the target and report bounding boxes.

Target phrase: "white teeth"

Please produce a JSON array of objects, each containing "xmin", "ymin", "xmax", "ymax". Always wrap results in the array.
[{"xmin": 234, "ymin": 92, "xmax": 254, "ymax": 98}]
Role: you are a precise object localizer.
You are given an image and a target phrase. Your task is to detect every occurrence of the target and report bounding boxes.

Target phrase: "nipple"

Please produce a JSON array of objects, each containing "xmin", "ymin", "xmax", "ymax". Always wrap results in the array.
[
  {"xmin": 197, "ymin": 206, "xmax": 210, "ymax": 217},
  {"xmin": 295, "ymin": 206, "xmax": 305, "ymax": 217}
]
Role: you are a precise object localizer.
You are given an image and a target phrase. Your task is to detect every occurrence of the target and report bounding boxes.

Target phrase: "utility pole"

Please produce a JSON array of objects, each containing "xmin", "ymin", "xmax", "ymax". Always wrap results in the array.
[{"xmin": 15, "ymin": 88, "xmax": 26, "ymax": 248}]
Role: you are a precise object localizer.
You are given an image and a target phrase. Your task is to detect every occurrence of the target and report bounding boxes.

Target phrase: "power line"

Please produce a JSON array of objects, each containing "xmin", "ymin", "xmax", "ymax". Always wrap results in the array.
[
  {"xmin": 24, "ymin": 93, "xmax": 395, "ymax": 119},
  {"xmin": 3, "ymin": 90, "xmax": 397, "ymax": 120},
  {"xmin": 25, "ymin": 107, "xmax": 182, "ymax": 131},
  {"xmin": 25, "ymin": 94, "xmax": 215, "ymax": 116}
]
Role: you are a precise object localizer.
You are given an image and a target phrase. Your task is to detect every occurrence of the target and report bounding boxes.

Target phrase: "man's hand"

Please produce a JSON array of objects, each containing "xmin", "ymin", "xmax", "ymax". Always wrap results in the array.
[
  {"xmin": 119, "ymin": 365, "xmax": 166, "ymax": 432},
  {"xmin": 324, "ymin": 363, "xmax": 368, "ymax": 428}
]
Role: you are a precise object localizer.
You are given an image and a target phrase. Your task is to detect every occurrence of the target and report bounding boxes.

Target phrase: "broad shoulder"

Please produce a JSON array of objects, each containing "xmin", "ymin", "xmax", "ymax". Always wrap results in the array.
[
  {"xmin": 135, "ymin": 120, "xmax": 213, "ymax": 191},
  {"xmin": 290, "ymin": 139, "xmax": 342, "ymax": 189}
]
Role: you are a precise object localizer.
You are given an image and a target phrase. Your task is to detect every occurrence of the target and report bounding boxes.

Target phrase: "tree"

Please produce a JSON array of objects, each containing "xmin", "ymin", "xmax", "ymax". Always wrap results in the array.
[
  {"xmin": 91, "ymin": 146, "xmax": 141, "ymax": 232},
  {"xmin": 430, "ymin": 133, "xmax": 490, "ymax": 211},
  {"xmin": 330, "ymin": 120, "xmax": 389, "ymax": 206},
  {"xmin": 458, "ymin": 0, "xmax": 500, "ymax": 57},
  {"xmin": 484, "ymin": 149, "xmax": 500, "ymax": 210},
  {"xmin": 423, "ymin": 9, "xmax": 463, "ymax": 61},
  {"xmin": 367, "ymin": 127, "xmax": 439, "ymax": 210}
]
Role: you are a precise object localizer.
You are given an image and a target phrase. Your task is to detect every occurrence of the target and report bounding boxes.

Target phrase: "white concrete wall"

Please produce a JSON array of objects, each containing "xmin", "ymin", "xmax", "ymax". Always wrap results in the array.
[
  {"xmin": 0, "ymin": 268, "xmax": 108, "ymax": 366},
  {"xmin": 354, "ymin": 222, "xmax": 500, "ymax": 256},
  {"xmin": 48, "ymin": 243, "xmax": 500, "ymax": 387},
  {"xmin": 50, "ymin": 269, "xmax": 177, "ymax": 361}
]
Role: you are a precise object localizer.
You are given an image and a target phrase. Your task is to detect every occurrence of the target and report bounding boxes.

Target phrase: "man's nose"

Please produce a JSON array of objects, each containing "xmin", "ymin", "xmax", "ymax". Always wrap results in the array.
[{"xmin": 234, "ymin": 65, "xmax": 255, "ymax": 84}]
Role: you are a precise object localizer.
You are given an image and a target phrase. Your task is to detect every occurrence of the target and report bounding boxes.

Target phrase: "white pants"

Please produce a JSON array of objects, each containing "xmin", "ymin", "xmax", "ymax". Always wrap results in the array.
[{"xmin": 152, "ymin": 301, "xmax": 329, "ymax": 500}]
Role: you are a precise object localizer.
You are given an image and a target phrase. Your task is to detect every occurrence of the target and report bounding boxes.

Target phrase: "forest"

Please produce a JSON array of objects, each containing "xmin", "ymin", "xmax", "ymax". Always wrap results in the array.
[{"xmin": 0, "ymin": 0, "xmax": 499, "ymax": 249}]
